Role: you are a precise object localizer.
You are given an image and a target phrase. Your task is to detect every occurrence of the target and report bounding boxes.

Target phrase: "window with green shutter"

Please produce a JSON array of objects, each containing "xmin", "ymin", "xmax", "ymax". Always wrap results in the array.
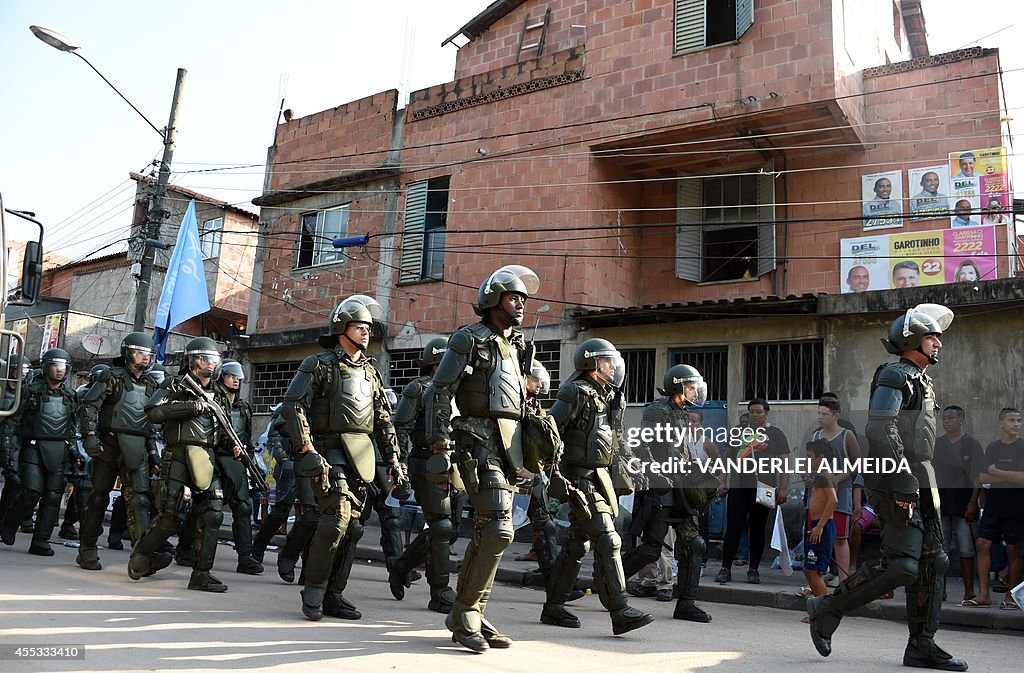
[
  {"xmin": 675, "ymin": 165, "xmax": 776, "ymax": 283},
  {"xmin": 400, "ymin": 176, "xmax": 449, "ymax": 283},
  {"xmin": 674, "ymin": 0, "xmax": 755, "ymax": 55}
]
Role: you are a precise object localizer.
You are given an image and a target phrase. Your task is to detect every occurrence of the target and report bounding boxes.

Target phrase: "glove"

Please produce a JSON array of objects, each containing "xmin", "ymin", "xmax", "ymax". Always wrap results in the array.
[
  {"xmin": 389, "ymin": 461, "xmax": 412, "ymax": 500},
  {"xmin": 296, "ymin": 450, "xmax": 330, "ymax": 481},
  {"xmin": 192, "ymin": 400, "xmax": 215, "ymax": 416},
  {"xmin": 83, "ymin": 434, "xmax": 103, "ymax": 457}
]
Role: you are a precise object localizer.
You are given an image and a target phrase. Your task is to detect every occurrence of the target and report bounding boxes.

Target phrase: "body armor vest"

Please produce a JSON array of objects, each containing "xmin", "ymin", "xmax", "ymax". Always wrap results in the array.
[
  {"xmin": 645, "ymin": 398, "xmax": 689, "ymax": 464},
  {"xmin": 409, "ymin": 374, "xmax": 432, "ymax": 453},
  {"xmin": 30, "ymin": 387, "xmax": 74, "ymax": 440},
  {"xmin": 103, "ymin": 373, "xmax": 150, "ymax": 436},
  {"xmin": 562, "ymin": 382, "xmax": 615, "ymax": 468},
  {"xmin": 869, "ymin": 361, "xmax": 938, "ymax": 491},
  {"xmin": 454, "ymin": 323, "xmax": 525, "ymax": 421},
  {"xmin": 229, "ymin": 406, "xmax": 248, "ymax": 445},
  {"xmin": 309, "ymin": 355, "xmax": 376, "ymax": 436}
]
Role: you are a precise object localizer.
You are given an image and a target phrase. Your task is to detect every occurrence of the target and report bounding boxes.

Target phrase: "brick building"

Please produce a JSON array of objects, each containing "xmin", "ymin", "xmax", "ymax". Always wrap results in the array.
[
  {"xmin": 5, "ymin": 175, "xmax": 258, "ymax": 375},
  {"xmin": 243, "ymin": 0, "xmax": 1021, "ymax": 438}
]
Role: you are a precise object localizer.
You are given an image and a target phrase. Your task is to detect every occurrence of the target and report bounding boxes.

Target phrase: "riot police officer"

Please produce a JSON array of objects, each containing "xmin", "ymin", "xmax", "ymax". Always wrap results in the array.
[
  {"xmin": 1, "ymin": 349, "xmax": 79, "ymax": 556},
  {"xmin": 76, "ymin": 333, "xmax": 161, "ymax": 571},
  {"xmin": 0, "ymin": 355, "xmax": 31, "ymax": 522},
  {"xmin": 806, "ymin": 304, "xmax": 967, "ymax": 671},
  {"xmin": 280, "ymin": 295, "xmax": 400, "ymax": 621},
  {"xmin": 423, "ymin": 265, "xmax": 539, "ymax": 652},
  {"xmin": 215, "ymin": 359, "xmax": 264, "ymax": 574},
  {"xmin": 540, "ymin": 339, "xmax": 654, "ymax": 635},
  {"xmin": 388, "ymin": 337, "xmax": 459, "ymax": 613},
  {"xmin": 622, "ymin": 364, "xmax": 718, "ymax": 623},
  {"xmin": 252, "ymin": 404, "xmax": 298, "ymax": 564},
  {"xmin": 129, "ymin": 337, "xmax": 239, "ymax": 592}
]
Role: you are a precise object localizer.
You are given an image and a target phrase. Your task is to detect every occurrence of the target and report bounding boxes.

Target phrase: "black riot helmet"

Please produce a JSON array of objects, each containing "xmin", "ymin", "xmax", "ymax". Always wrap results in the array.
[
  {"xmin": 418, "ymin": 337, "xmax": 448, "ymax": 370},
  {"xmin": 183, "ymin": 336, "xmax": 222, "ymax": 378},
  {"xmin": 318, "ymin": 295, "xmax": 383, "ymax": 349},
  {"xmin": 116, "ymin": 332, "xmax": 155, "ymax": 369},
  {"xmin": 219, "ymin": 359, "xmax": 245, "ymax": 381},
  {"xmin": 474, "ymin": 265, "xmax": 539, "ymax": 322},
  {"xmin": 658, "ymin": 364, "xmax": 707, "ymax": 407},
  {"xmin": 41, "ymin": 348, "xmax": 72, "ymax": 383},
  {"xmin": 149, "ymin": 362, "xmax": 166, "ymax": 385},
  {"xmin": 882, "ymin": 303, "xmax": 953, "ymax": 364},
  {"xmin": 89, "ymin": 363, "xmax": 111, "ymax": 384},
  {"xmin": 571, "ymin": 338, "xmax": 625, "ymax": 388}
]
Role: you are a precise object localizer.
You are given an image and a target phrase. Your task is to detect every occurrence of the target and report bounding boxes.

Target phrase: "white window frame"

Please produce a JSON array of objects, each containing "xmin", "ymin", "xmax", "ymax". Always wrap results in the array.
[
  {"xmin": 296, "ymin": 204, "xmax": 349, "ymax": 268},
  {"xmin": 200, "ymin": 217, "xmax": 223, "ymax": 260},
  {"xmin": 674, "ymin": 0, "xmax": 755, "ymax": 55},
  {"xmin": 675, "ymin": 164, "xmax": 776, "ymax": 283}
]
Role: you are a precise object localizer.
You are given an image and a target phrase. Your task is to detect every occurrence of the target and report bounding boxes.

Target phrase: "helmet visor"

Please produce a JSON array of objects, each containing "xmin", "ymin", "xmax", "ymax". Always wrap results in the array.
[
  {"xmin": 594, "ymin": 353, "xmax": 625, "ymax": 389},
  {"xmin": 483, "ymin": 265, "xmax": 540, "ymax": 298},
  {"xmin": 681, "ymin": 378, "xmax": 708, "ymax": 407},
  {"xmin": 902, "ymin": 303, "xmax": 954, "ymax": 338},
  {"xmin": 527, "ymin": 360, "xmax": 551, "ymax": 395}
]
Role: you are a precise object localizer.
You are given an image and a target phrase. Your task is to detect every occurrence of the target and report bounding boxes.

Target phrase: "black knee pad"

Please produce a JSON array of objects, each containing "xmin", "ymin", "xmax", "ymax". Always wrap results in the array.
[
  {"xmin": 347, "ymin": 518, "xmax": 365, "ymax": 544},
  {"xmin": 593, "ymin": 530, "xmax": 621, "ymax": 557},
  {"xmin": 429, "ymin": 517, "xmax": 454, "ymax": 542},
  {"xmin": 689, "ymin": 534, "xmax": 707, "ymax": 557},
  {"xmin": 887, "ymin": 556, "xmax": 920, "ymax": 586}
]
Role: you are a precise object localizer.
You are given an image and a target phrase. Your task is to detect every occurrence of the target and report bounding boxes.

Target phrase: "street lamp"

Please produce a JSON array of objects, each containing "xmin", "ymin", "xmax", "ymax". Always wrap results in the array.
[{"xmin": 29, "ymin": 25, "xmax": 187, "ymax": 333}]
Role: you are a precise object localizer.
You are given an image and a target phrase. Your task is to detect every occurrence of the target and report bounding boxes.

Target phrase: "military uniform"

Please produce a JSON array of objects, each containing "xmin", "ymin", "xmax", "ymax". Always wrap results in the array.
[
  {"xmin": 541, "ymin": 364, "xmax": 652, "ymax": 634},
  {"xmin": 807, "ymin": 304, "xmax": 966, "ymax": 672},
  {"xmin": 0, "ymin": 351, "xmax": 79, "ymax": 556},
  {"xmin": 281, "ymin": 294, "xmax": 398, "ymax": 621},
  {"xmin": 622, "ymin": 389, "xmax": 717, "ymax": 623},
  {"xmin": 252, "ymin": 407, "xmax": 299, "ymax": 563},
  {"xmin": 389, "ymin": 368, "xmax": 460, "ymax": 613},
  {"xmin": 216, "ymin": 373, "xmax": 263, "ymax": 574},
  {"xmin": 0, "ymin": 376, "xmax": 24, "ymax": 521},
  {"xmin": 129, "ymin": 342, "xmax": 233, "ymax": 592},
  {"xmin": 77, "ymin": 341, "xmax": 161, "ymax": 570}
]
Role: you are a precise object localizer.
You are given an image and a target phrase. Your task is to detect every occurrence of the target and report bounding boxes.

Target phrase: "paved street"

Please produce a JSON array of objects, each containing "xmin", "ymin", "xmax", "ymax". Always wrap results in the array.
[{"xmin": 0, "ymin": 540, "xmax": 1019, "ymax": 673}]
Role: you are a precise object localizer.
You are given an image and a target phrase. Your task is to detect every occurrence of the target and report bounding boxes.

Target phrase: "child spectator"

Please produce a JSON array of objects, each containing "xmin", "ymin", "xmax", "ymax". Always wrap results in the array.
[
  {"xmin": 802, "ymin": 439, "xmax": 838, "ymax": 617},
  {"xmin": 973, "ymin": 408, "xmax": 1024, "ymax": 610}
]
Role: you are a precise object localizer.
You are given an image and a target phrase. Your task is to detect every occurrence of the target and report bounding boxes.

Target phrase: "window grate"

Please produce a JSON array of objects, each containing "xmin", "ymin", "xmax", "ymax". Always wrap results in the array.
[
  {"xmin": 743, "ymin": 341, "xmax": 824, "ymax": 402},
  {"xmin": 669, "ymin": 346, "xmax": 728, "ymax": 401},
  {"xmin": 622, "ymin": 349, "xmax": 656, "ymax": 405}
]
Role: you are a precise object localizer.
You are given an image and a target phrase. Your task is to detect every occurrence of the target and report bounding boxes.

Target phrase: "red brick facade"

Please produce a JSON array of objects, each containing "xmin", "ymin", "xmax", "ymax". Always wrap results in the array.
[{"xmin": 251, "ymin": 0, "xmax": 1008, "ymax": 342}]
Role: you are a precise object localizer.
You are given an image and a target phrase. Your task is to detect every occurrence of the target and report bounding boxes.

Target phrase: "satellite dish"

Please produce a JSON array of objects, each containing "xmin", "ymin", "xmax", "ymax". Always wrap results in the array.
[{"xmin": 82, "ymin": 334, "xmax": 114, "ymax": 356}]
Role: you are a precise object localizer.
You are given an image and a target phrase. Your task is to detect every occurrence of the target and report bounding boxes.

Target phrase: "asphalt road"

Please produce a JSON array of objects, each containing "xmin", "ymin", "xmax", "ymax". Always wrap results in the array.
[{"xmin": 0, "ymin": 540, "xmax": 1018, "ymax": 673}]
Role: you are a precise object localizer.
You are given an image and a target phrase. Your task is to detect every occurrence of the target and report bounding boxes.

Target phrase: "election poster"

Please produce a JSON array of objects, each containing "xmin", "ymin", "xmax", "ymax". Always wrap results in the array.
[
  {"xmin": 840, "ymin": 225, "xmax": 997, "ymax": 293},
  {"xmin": 907, "ymin": 165, "xmax": 950, "ymax": 221},
  {"xmin": 861, "ymin": 170, "xmax": 904, "ymax": 230},
  {"xmin": 949, "ymin": 147, "xmax": 1009, "ymax": 228},
  {"xmin": 38, "ymin": 314, "xmax": 62, "ymax": 360}
]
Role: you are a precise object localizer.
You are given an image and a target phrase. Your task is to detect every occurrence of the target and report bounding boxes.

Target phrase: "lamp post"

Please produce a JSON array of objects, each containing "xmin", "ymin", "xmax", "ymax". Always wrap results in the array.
[{"xmin": 30, "ymin": 25, "xmax": 186, "ymax": 332}]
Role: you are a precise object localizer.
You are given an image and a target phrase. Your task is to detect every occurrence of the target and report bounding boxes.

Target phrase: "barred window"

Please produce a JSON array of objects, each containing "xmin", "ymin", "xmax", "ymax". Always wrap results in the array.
[
  {"xmin": 622, "ymin": 349, "xmax": 656, "ymax": 405},
  {"xmin": 743, "ymin": 341, "xmax": 824, "ymax": 402},
  {"xmin": 669, "ymin": 346, "xmax": 728, "ymax": 401},
  {"xmin": 388, "ymin": 349, "xmax": 422, "ymax": 392},
  {"xmin": 252, "ymin": 361, "xmax": 301, "ymax": 414},
  {"xmin": 532, "ymin": 339, "xmax": 562, "ymax": 408}
]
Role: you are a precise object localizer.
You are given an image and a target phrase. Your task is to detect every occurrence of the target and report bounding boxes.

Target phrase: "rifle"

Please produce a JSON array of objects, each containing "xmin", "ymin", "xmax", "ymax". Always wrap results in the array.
[{"xmin": 180, "ymin": 373, "xmax": 269, "ymax": 495}]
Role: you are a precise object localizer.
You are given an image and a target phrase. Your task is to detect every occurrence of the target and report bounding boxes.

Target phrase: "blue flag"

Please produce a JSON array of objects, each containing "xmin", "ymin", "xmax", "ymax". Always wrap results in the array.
[{"xmin": 152, "ymin": 199, "xmax": 210, "ymax": 362}]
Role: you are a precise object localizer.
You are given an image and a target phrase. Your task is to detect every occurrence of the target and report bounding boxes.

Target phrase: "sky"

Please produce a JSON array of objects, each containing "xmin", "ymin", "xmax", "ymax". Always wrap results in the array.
[
  {"xmin": 0, "ymin": 0, "xmax": 492, "ymax": 259},
  {"xmin": 0, "ymin": 0, "xmax": 1021, "ymax": 260}
]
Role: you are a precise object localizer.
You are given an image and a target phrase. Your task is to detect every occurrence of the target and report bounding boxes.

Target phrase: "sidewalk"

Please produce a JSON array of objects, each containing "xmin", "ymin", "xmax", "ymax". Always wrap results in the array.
[{"xmin": 247, "ymin": 516, "xmax": 1024, "ymax": 634}]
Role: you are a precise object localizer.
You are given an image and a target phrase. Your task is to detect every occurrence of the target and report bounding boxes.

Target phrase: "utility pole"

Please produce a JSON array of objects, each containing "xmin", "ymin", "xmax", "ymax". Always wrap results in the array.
[{"xmin": 133, "ymin": 68, "xmax": 187, "ymax": 332}]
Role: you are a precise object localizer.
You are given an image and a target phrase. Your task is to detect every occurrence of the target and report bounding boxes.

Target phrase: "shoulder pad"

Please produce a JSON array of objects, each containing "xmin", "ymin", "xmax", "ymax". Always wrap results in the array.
[
  {"xmin": 402, "ymin": 380, "xmax": 424, "ymax": 399},
  {"xmin": 299, "ymin": 354, "xmax": 323, "ymax": 373},
  {"xmin": 465, "ymin": 323, "xmax": 497, "ymax": 341},
  {"xmin": 642, "ymin": 399, "xmax": 670, "ymax": 423},
  {"xmin": 447, "ymin": 330, "xmax": 474, "ymax": 354},
  {"xmin": 555, "ymin": 381, "xmax": 579, "ymax": 404},
  {"xmin": 876, "ymin": 363, "xmax": 910, "ymax": 389}
]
